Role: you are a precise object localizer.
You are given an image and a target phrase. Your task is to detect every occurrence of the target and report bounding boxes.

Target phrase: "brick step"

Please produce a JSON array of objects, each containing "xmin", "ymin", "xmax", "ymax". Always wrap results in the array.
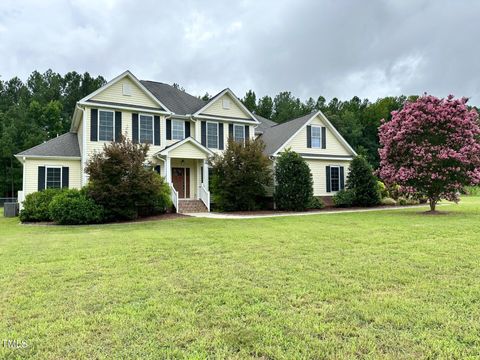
[{"xmin": 177, "ymin": 200, "xmax": 208, "ymax": 213}]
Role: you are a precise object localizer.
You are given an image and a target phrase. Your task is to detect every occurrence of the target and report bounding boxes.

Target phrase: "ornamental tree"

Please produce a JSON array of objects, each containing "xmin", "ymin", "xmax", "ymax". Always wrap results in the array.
[{"xmin": 378, "ymin": 95, "xmax": 480, "ymax": 212}]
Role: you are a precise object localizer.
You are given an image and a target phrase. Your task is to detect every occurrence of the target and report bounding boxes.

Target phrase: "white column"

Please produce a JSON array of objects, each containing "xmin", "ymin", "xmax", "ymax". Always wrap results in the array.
[
  {"xmin": 165, "ymin": 156, "xmax": 171, "ymax": 183},
  {"xmin": 203, "ymin": 159, "xmax": 209, "ymax": 188}
]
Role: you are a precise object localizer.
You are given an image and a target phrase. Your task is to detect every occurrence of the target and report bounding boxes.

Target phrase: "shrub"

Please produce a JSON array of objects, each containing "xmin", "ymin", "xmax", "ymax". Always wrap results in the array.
[
  {"xmin": 464, "ymin": 186, "xmax": 480, "ymax": 196},
  {"xmin": 381, "ymin": 197, "xmax": 396, "ymax": 206},
  {"xmin": 377, "ymin": 181, "xmax": 389, "ymax": 199},
  {"xmin": 210, "ymin": 139, "xmax": 272, "ymax": 211},
  {"xmin": 308, "ymin": 196, "xmax": 325, "ymax": 210},
  {"xmin": 333, "ymin": 189, "xmax": 355, "ymax": 207},
  {"xmin": 346, "ymin": 156, "xmax": 381, "ymax": 207},
  {"xmin": 85, "ymin": 136, "xmax": 171, "ymax": 221},
  {"xmin": 48, "ymin": 189, "xmax": 104, "ymax": 225},
  {"xmin": 19, "ymin": 188, "xmax": 64, "ymax": 222},
  {"xmin": 274, "ymin": 149, "xmax": 314, "ymax": 211}
]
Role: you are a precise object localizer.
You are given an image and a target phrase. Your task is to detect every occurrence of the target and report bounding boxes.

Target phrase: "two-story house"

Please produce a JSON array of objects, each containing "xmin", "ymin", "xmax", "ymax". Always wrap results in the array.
[{"xmin": 15, "ymin": 71, "xmax": 356, "ymax": 212}]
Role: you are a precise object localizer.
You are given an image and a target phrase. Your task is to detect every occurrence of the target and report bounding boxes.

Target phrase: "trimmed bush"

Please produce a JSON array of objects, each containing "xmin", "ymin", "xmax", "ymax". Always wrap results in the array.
[
  {"xmin": 308, "ymin": 196, "xmax": 325, "ymax": 210},
  {"xmin": 381, "ymin": 197, "xmax": 397, "ymax": 206},
  {"xmin": 333, "ymin": 189, "xmax": 355, "ymax": 207},
  {"xmin": 49, "ymin": 189, "xmax": 104, "ymax": 225},
  {"xmin": 19, "ymin": 188, "xmax": 64, "ymax": 222},
  {"xmin": 274, "ymin": 149, "xmax": 314, "ymax": 211},
  {"xmin": 346, "ymin": 156, "xmax": 381, "ymax": 207},
  {"xmin": 210, "ymin": 139, "xmax": 272, "ymax": 211}
]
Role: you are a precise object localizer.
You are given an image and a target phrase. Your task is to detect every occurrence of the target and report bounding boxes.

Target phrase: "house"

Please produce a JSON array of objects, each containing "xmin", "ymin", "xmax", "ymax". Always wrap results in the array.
[{"xmin": 15, "ymin": 71, "xmax": 356, "ymax": 212}]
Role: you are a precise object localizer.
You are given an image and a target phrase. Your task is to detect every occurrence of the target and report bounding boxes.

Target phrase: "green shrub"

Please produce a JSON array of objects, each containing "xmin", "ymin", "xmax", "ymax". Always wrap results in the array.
[
  {"xmin": 49, "ymin": 189, "xmax": 104, "ymax": 225},
  {"xmin": 210, "ymin": 139, "xmax": 272, "ymax": 211},
  {"xmin": 346, "ymin": 156, "xmax": 381, "ymax": 207},
  {"xmin": 333, "ymin": 189, "xmax": 355, "ymax": 207},
  {"xmin": 308, "ymin": 196, "xmax": 325, "ymax": 209},
  {"xmin": 464, "ymin": 186, "xmax": 480, "ymax": 196},
  {"xmin": 381, "ymin": 197, "xmax": 396, "ymax": 206},
  {"xmin": 377, "ymin": 181, "xmax": 389, "ymax": 198},
  {"xmin": 274, "ymin": 149, "xmax": 314, "ymax": 211},
  {"xmin": 85, "ymin": 136, "xmax": 171, "ymax": 221},
  {"xmin": 397, "ymin": 197, "xmax": 419, "ymax": 206},
  {"xmin": 19, "ymin": 188, "xmax": 64, "ymax": 222}
]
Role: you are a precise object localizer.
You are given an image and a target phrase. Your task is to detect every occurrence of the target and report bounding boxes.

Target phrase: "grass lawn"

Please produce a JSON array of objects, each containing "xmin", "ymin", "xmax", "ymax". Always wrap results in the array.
[{"xmin": 1, "ymin": 198, "xmax": 480, "ymax": 359}]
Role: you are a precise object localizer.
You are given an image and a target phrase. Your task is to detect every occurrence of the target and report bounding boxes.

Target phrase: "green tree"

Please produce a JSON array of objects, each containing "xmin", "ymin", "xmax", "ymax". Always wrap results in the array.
[
  {"xmin": 242, "ymin": 90, "xmax": 257, "ymax": 113},
  {"xmin": 346, "ymin": 155, "xmax": 380, "ymax": 207},
  {"xmin": 256, "ymin": 95, "xmax": 274, "ymax": 119}
]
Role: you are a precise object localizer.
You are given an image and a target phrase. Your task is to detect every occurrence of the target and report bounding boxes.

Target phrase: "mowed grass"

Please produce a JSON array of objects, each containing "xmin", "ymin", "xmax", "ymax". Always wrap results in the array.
[{"xmin": 1, "ymin": 199, "xmax": 480, "ymax": 359}]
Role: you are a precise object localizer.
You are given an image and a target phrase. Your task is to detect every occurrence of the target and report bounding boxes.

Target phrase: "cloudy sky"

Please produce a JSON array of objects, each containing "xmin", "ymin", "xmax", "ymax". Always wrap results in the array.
[{"xmin": 1, "ymin": 0, "xmax": 479, "ymax": 104}]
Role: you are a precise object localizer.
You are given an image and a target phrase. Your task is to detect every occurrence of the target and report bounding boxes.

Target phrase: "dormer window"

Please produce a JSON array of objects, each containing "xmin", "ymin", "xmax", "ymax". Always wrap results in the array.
[{"xmin": 222, "ymin": 99, "xmax": 230, "ymax": 109}]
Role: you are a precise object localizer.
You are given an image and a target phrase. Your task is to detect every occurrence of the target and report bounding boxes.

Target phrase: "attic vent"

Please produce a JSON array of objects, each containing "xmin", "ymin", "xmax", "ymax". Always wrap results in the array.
[
  {"xmin": 122, "ymin": 83, "xmax": 132, "ymax": 96},
  {"xmin": 222, "ymin": 99, "xmax": 230, "ymax": 109}
]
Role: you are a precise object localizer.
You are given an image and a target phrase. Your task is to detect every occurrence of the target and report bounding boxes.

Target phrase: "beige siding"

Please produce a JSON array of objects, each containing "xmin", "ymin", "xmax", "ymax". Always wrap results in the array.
[
  {"xmin": 306, "ymin": 159, "xmax": 350, "ymax": 196},
  {"xmin": 282, "ymin": 115, "xmax": 351, "ymax": 156},
  {"xmin": 169, "ymin": 142, "xmax": 208, "ymax": 159},
  {"xmin": 202, "ymin": 93, "xmax": 251, "ymax": 119},
  {"xmin": 91, "ymin": 77, "xmax": 160, "ymax": 108},
  {"xmin": 23, "ymin": 158, "xmax": 81, "ymax": 197}
]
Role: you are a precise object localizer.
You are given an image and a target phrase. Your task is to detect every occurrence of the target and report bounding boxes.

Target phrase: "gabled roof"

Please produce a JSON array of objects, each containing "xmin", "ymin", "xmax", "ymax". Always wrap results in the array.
[
  {"xmin": 15, "ymin": 132, "xmax": 80, "ymax": 158},
  {"xmin": 193, "ymin": 88, "xmax": 259, "ymax": 123},
  {"xmin": 261, "ymin": 112, "xmax": 316, "ymax": 155},
  {"xmin": 156, "ymin": 137, "xmax": 214, "ymax": 157},
  {"xmin": 79, "ymin": 70, "xmax": 172, "ymax": 113},
  {"xmin": 140, "ymin": 80, "xmax": 206, "ymax": 115}
]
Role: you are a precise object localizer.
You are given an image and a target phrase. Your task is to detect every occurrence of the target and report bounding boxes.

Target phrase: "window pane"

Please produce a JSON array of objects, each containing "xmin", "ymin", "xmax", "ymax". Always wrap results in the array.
[
  {"xmin": 139, "ymin": 115, "xmax": 153, "ymax": 144},
  {"xmin": 46, "ymin": 168, "xmax": 61, "ymax": 189},
  {"xmin": 172, "ymin": 120, "xmax": 185, "ymax": 140},
  {"xmin": 330, "ymin": 167, "xmax": 340, "ymax": 192},
  {"xmin": 99, "ymin": 111, "xmax": 114, "ymax": 141},
  {"xmin": 207, "ymin": 123, "xmax": 218, "ymax": 148},
  {"xmin": 311, "ymin": 126, "xmax": 321, "ymax": 148},
  {"xmin": 233, "ymin": 125, "xmax": 245, "ymax": 143}
]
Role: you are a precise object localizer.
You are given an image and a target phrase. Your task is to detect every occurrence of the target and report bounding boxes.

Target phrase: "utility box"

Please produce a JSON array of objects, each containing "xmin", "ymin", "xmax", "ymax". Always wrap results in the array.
[{"xmin": 4, "ymin": 202, "xmax": 19, "ymax": 217}]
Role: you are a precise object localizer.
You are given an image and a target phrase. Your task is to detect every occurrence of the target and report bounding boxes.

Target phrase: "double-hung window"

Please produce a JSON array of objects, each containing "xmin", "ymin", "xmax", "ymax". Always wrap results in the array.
[
  {"xmin": 207, "ymin": 122, "xmax": 218, "ymax": 148},
  {"xmin": 172, "ymin": 119, "xmax": 185, "ymax": 140},
  {"xmin": 99, "ymin": 110, "xmax": 114, "ymax": 141},
  {"xmin": 311, "ymin": 126, "xmax": 321, "ymax": 148},
  {"xmin": 139, "ymin": 114, "xmax": 153, "ymax": 144},
  {"xmin": 46, "ymin": 167, "xmax": 61, "ymax": 189},
  {"xmin": 233, "ymin": 124, "xmax": 245, "ymax": 143},
  {"xmin": 330, "ymin": 166, "xmax": 340, "ymax": 192}
]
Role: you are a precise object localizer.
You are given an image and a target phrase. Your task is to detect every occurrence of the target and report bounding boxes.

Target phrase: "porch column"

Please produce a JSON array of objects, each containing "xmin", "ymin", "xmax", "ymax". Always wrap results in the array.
[
  {"xmin": 165, "ymin": 156, "xmax": 172, "ymax": 183},
  {"xmin": 203, "ymin": 159, "xmax": 209, "ymax": 189}
]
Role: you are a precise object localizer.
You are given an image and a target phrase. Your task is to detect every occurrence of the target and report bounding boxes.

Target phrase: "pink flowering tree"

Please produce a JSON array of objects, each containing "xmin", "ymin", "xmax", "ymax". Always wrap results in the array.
[{"xmin": 378, "ymin": 94, "xmax": 480, "ymax": 212}]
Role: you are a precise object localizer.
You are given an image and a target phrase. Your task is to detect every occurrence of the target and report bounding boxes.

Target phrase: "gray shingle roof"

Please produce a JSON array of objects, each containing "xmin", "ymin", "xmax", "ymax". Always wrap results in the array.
[
  {"xmin": 140, "ymin": 80, "xmax": 206, "ymax": 115},
  {"xmin": 253, "ymin": 114, "xmax": 277, "ymax": 134},
  {"xmin": 16, "ymin": 132, "xmax": 80, "ymax": 158},
  {"xmin": 260, "ymin": 112, "xmax": 316, "ymax": 155}
]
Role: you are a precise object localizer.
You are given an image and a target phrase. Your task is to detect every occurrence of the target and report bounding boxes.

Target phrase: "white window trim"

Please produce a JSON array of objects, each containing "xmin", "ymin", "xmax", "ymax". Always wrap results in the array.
[
  {"xmin": 233, "ymin": 124, "xmax": 245, "ymax": 143},
  {"xmin": 139, "ymin": 113, "xmax": 154, "ymax": 144},
  {"xmin": 330, "ymin": 165, "xmax": 340, "ymax": 192},
  {"xmin": 45, "ymin": 166, "xmax": 62, "ymax": 189},
  {"xmin": 311, "ymin": 125, "xmax": 322, "ymax": 148},
  {"xmin": 171, "ymin": 119, "xmax": 185, "ymax": 141},
  {"xmin": 206, "ymin": 121, "xmax": 219, "ymax": 149},
  {"xmin": 98, "ymin": 109, "xmax": 115, "ymax": 142}
]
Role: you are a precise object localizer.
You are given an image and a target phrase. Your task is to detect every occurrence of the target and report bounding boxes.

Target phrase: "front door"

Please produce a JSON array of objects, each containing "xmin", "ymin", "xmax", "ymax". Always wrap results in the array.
[{"xmin": 172, "ymin": 167, "xmax": 190, "ymax": 198}]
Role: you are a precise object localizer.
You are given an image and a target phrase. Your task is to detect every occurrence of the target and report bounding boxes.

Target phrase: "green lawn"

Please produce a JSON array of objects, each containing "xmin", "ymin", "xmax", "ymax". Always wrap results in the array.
[{"xmin": 1, "ymin": 199, "xmax": 480, "ymax": 359}]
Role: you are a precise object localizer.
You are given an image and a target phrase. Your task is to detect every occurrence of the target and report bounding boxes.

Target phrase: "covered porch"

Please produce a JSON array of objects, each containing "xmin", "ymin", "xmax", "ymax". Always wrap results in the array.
[{"xmin": 155, "ymin": 137, "xmax": 212, "ymax": 212}]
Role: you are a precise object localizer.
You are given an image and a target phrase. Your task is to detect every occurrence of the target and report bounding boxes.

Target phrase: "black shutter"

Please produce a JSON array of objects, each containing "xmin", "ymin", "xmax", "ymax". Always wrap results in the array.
[
  {"xmin": 326, "ymin": 166, "xmax": 331, "ymax": 193},
  {"xmin": 307, "ymin": 125, "xmax": 312, "ymax": 148},
  {"xmin": 185, "ymin": 121, "xmax": 190, "ymax": 138},
  {"xmin": 115, "ymin": 111, "xmax": 122, "ymax": 141},
  {"xmin": 38, "ymin": 166, "xmax": 45, "ymax": 191},
  {"xmin": 90, "ymin": 109, "xmax": 98, "ymax": 141},
  {"xmin": 219, "ymin": 123, "xmax": 224, "ymax": 150},
  {"xmin": 245, "ymin": 125, "xmax": 250, "ymax": 141},
  {"xmin": 166, "ymin": 119, "xmax": 172, "ymax": 140},
  {"xmin": 229, "ymin": 124, "xmax": 233, "ymax": 139},
  {"xmin": 62, "ymin": 167, "xmax": 69, "ymax": 188},
  {"xmin": 154, "ymin": 116, "xmax": 160, "ymax": 145},
  {"xmin": 340, "ymin": 166, "xmax": 345, "ymax": 190},
  {"xmin": 154, "ymin": 165, "xmax": 161, "ymax": 174},
  {"xmin": 201, "ymin": 121, "xmax": 207, "ymax": 146},
  {"xmin": 322, "ymin": 127, "xmax": 326, "ymax": 149},
  {"xmin": 132, "ymin": 113, "xmax": 139, "ymax": 143}
]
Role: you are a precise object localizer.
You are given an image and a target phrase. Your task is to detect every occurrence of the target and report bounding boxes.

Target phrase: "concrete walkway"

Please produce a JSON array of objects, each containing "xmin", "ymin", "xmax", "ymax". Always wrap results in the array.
[{"xmin": 185, "ymin": 204, "xmax": 438, "ymax": 219}]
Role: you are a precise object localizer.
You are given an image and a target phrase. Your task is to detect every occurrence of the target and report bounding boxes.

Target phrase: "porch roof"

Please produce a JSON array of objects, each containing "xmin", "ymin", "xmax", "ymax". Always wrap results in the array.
[{"xmin": 155, "ymin": 137, "xmax": 214, "ymax": 159}]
